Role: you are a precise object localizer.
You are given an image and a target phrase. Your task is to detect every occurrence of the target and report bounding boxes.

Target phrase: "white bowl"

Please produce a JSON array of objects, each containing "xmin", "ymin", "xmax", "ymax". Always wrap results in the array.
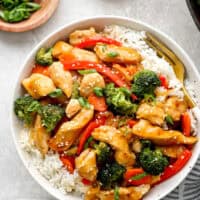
[{"xmin": 11, "ymin": 16, "xmax": 200, "ymax": 200}]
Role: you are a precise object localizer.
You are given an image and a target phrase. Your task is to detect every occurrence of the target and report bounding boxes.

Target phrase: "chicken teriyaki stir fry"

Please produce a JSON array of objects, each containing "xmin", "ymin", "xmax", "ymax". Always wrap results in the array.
[{"xmin": 14, "ymin": 26, "xmax": 197, "ymax": 200}]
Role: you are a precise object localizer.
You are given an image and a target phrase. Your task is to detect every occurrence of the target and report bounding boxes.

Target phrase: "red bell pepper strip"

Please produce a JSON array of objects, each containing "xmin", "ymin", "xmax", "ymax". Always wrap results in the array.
[
  {"xmin": 60, "ymin": 155, "xmax": 75, "ymax": 174},
  {"xmin": 159, "ymin": 149, "xmax": 192, "ymax": 183},
  {"xmin": 75, "ymin": 36, "xmax": 122, "ymax": 48},
  {"xmin": 62, "ymin": 61, "xmax": 128, "ymax": 87},
  {"xmin": 124, "ymin": 168, "xmax": 144, "ymax": 181},
  {"xmin": 127, "ymin": 119, "xmax": 137, "ymax": 128},
  {"xmin": 32, "ymin": 64, "xmax": 50, "ymax": 77},
  {"xmin": 128, "ymin": 174, "xmax": 152, "ymax": 186},
  {"xmin": 77, "ymin": 116, "xmax": 106, "ymax": 155},
  {"xmin": 159, "ymin": 75, "xmax": 169, "ymax": 89},
  {"xmin": 88, "ymin": 93, "xmax": 107, "ymax": 112},
  {"xmin": 131, "ymin": 94, "xmax": 138, "ymax": 101},
  {"xmin": 82, "ymin": 178, "xmax": 92, "ymax": 185},
  {"xmin": 182, "ymin": 112, "xmax": 191, "ymax": 136},
  {"xmin": 124, "ymin": 168, "xmax": 152, "ymax": 186}
]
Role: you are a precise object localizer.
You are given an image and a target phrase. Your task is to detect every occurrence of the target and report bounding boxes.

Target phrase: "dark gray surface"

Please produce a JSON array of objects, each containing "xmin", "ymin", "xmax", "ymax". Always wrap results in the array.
[{"xmin": 0, "ymin": 0, "xmax": 199, "ymax": 199}]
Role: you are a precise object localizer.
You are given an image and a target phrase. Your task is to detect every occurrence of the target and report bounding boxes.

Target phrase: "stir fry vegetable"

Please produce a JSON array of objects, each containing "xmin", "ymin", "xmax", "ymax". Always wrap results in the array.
[
  {"xmin": 35, "ymin": 48, "xmax": 53, "ymax": 66},
  {"xmin": 132, "ymin": 70, "xmax": 161, "ymax": 98},
  {"xmin": 14, "ymin": 95, "xmax": 40, "ymax": 125},
  {"xmin": 38, "ymin": 105, "xmax": 65, "ymax": 132},
  {"xmin": 0, "ymin": 0, "xmax": 40, "ymax": 23}
]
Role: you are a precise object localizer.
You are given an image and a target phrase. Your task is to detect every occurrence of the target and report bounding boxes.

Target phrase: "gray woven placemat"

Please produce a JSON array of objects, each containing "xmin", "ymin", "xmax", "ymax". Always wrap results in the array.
[{"xmin": 163, "ymin": 156, "xmax": 200, "ymax": 200}]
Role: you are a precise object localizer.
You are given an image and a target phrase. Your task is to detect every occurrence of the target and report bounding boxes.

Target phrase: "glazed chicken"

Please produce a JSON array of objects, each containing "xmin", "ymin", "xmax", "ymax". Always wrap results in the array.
[
  {"xmin": 49, "ymin": 62, "xmax": 73, "ymax": 98},
  {"xmin": 75, "ymin": 148, "xmax": 98, "ymax": 182},
  {"xmin": 132, "ymin": 119, "xmax": 197, "ymax": 145},
  {"xmin": 85, "ymin": 185, "xmax": 150, "ymax": 200},
  {"xmin": 48, "ymin": 106, "xmax": 94, "ymax": 151},
  {"xmin": 22, "ymin": 73, "xmax": 56, "ymax": 99},
  {"xmin": 136, "ymin": 102, "xmax": 165, "ymax": 126},
  {"xmin": 52, "ymin": 41, "xmax": 99, "ymax": 62},
  {"xmin": 65, "ymin": 99, "xmax": 81, "ymax": 118},
  {"xmin": 30, "ymin": 115, "xmax": 50, "ymax": 156},
  {"xmin": 164, "ymin": 96, "xmax": 187, "ymax": 121},
  {"xmin": 157, "ymin": 145, "xmax": 186, "ymax": 158},
  {"xmin": 94, "ymin": 43, "xmax": 142, "ymax": 64},
  {"xmin": 92, "ymin": 126, "xmax": 135, "ymax": 167},
  {"xmin": 69, "ymin": 27, "xmax": 97, "ymax": 46},
  {"xmin": 80, "ymin": 73, "xmax": 105, "ymax": 97}
]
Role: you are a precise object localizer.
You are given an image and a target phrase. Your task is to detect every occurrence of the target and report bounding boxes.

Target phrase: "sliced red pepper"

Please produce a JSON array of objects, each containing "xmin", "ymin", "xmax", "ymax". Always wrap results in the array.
[
  {"xmin": 131, "ymin": 94, "xmax": 138, "ymax": 101},
  {"xmin": 77, "ymin": 116, "xmax": 106, "ymax": 155},
  {"xmin": 60, "ymin": 155, "xmax": 75, "ymax": 174},
  {"xmin": 159, "ymin": 149, "xmax": 192, "ymax": 183},
  {"xmin": 124, "ymin": 168, "xmax": 144, "ymax": 181},
  {"xmin": 182, "ymin": 112, "xmax": 191, "ymax": 136},
  {"xmin": 32, "ymin": 64, "xmax": 50, "ymax": 77},
  {"xmin": 62, "ymin": 61, "xmax": 128, "ymax": 87},
  {"xmin": 82, "ymin": 178, "xmax": 92, "ymax": 185},
  {"xmin": 159, "ymin": 75, "xmax": 168, "ymax": 89},
  {"xmin": 128, "ymin": 174, "xmax": 152, "ymax": 186},
  {"xmin": 75, "ymin": 36, "xmax": 122, "ymax": 48},
  {"xmin": 127, "ymin": 119, "xmax": 137, "ymax": 128},
  {"xmin": 124, "ymin": 168, "xmax": 152, "ymax": 186},
  {"xmin": 88, "ymin": 93, "xmax": 107, "ymax": 112}
]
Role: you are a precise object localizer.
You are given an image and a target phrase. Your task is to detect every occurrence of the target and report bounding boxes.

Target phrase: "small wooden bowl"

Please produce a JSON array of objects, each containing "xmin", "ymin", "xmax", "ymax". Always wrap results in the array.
[{"xmin": 0, "ymin": 0, "xmax": 59, "ymax": 32}]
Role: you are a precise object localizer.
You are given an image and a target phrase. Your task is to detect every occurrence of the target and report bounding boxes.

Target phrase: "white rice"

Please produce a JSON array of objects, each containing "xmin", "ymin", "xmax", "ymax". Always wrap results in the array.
[
  {"xmin": 20, "ymin": 129, "xmax": 88, "ymax": 195},
  {"xmin": 20, "ymin": 25, "xmax": 198, "ymax": 196}
]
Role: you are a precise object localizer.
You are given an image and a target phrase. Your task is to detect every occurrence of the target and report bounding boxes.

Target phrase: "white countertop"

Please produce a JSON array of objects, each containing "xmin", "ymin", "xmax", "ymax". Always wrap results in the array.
[{"xmin": 0, "ymin": 0, "xmax": 200, "ymax": 199}]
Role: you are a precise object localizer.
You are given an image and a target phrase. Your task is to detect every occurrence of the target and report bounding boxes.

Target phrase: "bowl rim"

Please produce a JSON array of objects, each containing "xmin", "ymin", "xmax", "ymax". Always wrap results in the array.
[{"xmin": 10, "ymin": 15, "xmax": 200, "ymax": 200}]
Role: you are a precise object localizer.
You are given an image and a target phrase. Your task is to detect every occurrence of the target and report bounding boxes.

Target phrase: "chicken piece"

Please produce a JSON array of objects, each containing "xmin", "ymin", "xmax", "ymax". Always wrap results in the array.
[
  {"xmin": 72, "ymin": 47, "xmax": 99, "ymax": 62},
  {"xmin": 132, "ymin": 120, "xmax": 197, "ymax": 145},
  {"xmin": 151, "ymin": 175, "xmax": 161, "ymax": 185},
  {"xmin": 65, "ymin": 99, "xmax": 81, "ymax": 118},
  {"xmin": 157, "ymin": 145, "xmax": 186, "ymax": 158},
  {"xmin": 155, "ymin": 87, "xmax": 169, "ymax": 102},
  {"xmin": 136, "ymin": 102, "xmax": 165, "ymax": 126},
  {"xmin": 52, "ymin": 41, "xmax": 73, "ymax": 58},
  {"xmin": 69, "ymin": 27, "xmax": 97, "ymax": 46},
  {"xmin": 30, "ymin": 115, "xmax": 50, "ymax": 156},
  {"xmin": 75, "ymin": 148, "xmax": 98, "ymax": 181},
  {"xmin": 94, "ymin": 43, "xmax": 142, "ymax": 64},
  {"xmin": 48, "ymin": 106, "xmax": 94, "ymax": 151},
  {"xmin": 80, "ymin": 73, "xmax": 105, "ymax": 97},
  {"xmin": 49, "ymin": 62, "xmax": 73, "ymax": 98},
  {"xmin": 164, "ymin": 96, "xmax": 187, "ymax": 121},
  {"xmin": 92, "ymin": 126, "xmax": 135, "ymax": 166},
  {"xmin": 22, "ymin": 73, "xmax": 56, "ymax": 99},
  {"xmin": 85, "ymin": 186, "xmax": 100, "ymax": 200},
  {"xmin": 85, "ymin": 185, "xmax": 150, "ymax": 200},
  {"xmin": 52, "ymin": 41, "xmax": 99, "ymax": 62},
  {"xmin": 132, "ymin": 139, "xmax": 142, "ymax": 153}
]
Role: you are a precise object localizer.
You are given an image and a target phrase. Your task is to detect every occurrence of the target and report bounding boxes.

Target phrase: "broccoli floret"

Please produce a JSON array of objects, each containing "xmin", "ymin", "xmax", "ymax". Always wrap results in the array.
[
  {"xmin": 140, "ymin": 139, "xmax": 153, "ymax": 149},
  {"xmin": 131, "ymin": 70, "xmax": 161, "ymax": 98},
  {"xmin": 104, "ymin": 83, "xmax": 138, "ymax": 116},
  {"xmin": 35, "ymin": 47, "xmax": 53, "ymax": 66},
  {"xmin": 95, "ymin": 142, "xmax": 112, "ymax": 165},
  {"xmin": 38, "ymin": 104, "xmax": 64, "ymax": 132},
  {"xmin": 139, "ymin": 148, "xmax": 169, "ymax": 175},
  {"xmin": 14, "ymin": 95, "xmax": 40, "ymax": 125},
  {"xmin": 98, "ymin": 162, "xmax": 126, "ymax": 188}
]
